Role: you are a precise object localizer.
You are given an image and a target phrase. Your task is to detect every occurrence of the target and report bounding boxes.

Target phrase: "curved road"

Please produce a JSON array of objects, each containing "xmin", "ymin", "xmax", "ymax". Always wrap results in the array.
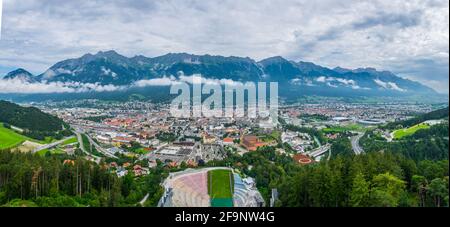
[
  {"xmin": 75, "ymin": 131, "xmax": 102, "ymax": 163},
  {"xmin": 32, "ymin": 136, "xmax": 75, "ymax": 153},
  {"xmin": 350, "ymin": 133, "xmax": 364, "ymax": 155}
]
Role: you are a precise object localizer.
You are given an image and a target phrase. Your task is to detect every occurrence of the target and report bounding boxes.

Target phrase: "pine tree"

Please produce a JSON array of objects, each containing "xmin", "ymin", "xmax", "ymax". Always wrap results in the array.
[
  {"xmin": 349, "ymin": 172, "xmax": 370, "ymax": 207},
  {"xmin": 428, "ymin": 178, "xmax": 448, "ymax": 207}
]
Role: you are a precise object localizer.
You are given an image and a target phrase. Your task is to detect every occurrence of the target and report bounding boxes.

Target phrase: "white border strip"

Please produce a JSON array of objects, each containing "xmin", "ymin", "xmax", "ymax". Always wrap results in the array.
[{"xmin": 0, "ymin": 0, "xmax": 3, "ymax": 39}]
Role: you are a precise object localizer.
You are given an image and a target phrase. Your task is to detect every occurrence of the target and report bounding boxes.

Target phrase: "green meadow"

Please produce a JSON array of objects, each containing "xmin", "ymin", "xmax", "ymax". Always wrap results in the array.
[
  {"xmin": 0, "ymin": 124, "xmax": 29, "ymax": 149},
  {"xmin": 393, "ymin": 123, "xmax": 430, "ymax": 139}
]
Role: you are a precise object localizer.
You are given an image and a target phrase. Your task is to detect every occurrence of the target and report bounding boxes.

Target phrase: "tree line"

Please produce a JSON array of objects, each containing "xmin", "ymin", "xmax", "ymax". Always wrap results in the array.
[
  {"xmin": 208, "ymin": 144, "xmax": 448, "ymax": 207},
  {"xmin": 0, "ymin": 150, "xmax": 167, "ymax": 207},
  {"xmin": 383, "ymin": 107, "xmax": 448, "ymax": 130},
  {"xmin": 0, "ymin": 100, "xmax": 71, "ymax": 140}
]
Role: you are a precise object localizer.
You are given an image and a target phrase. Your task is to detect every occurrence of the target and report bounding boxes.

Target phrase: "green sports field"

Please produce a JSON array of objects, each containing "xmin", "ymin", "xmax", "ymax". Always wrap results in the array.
[
  {"xmin": 208, "ymin": 169, "xmax": 234, "ymax": 207},
  {"xmin": 0, "ymin": 124, "xmax": 29, "ymax": 149},
  {"xmin": 393, "ymin": 123, "xmax": 430, "ymax": 139}
]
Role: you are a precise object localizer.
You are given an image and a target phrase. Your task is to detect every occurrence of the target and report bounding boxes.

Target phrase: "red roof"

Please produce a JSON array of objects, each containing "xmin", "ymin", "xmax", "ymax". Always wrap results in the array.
[{"xmin": 223, "ymin": 137, "xmax": 234, "ymax": 143}]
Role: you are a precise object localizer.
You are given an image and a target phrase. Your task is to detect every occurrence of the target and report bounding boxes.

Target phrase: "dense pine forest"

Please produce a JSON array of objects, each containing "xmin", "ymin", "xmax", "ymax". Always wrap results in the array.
[
  {"xmin": 0, "ymin": 150, "xmax": 167, "ymax": 207},
  {"xmin": 209, "ymin": 144, "xmax": 448, "ymax": 207},
  {"xmin": 362, "ymin": 123, "xmax": 449, "ymax": 162}
]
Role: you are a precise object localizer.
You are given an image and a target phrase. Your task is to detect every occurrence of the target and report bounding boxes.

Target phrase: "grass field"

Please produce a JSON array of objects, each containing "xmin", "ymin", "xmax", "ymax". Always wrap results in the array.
[
  {"xmin": 208, "ymin": 169, "xmax": 234, "ymax": 207},
  {"xmin": 0, "ymin": 123, "xmax": 29, "ymax": 149},
  {"xmin": 393, "ymin": 123, "xmax": 430, "ymax": 139},
  {"xmin": 208, "ymin": 169, "xmax": 234, "ymax": 199},
  {"xmin": 62, "ymin": 137, "xmax": 78, "ymax": 145}
]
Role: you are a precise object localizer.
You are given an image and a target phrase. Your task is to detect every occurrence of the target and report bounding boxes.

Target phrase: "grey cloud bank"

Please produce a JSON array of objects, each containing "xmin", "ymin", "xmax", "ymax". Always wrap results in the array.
[
  {"xmin": 0, "ymin": 0, "xmax": 448, "ymax": 93},
  {"xmin": 0, "ymin": 74, "xmax": 245, "ymax": 94}
]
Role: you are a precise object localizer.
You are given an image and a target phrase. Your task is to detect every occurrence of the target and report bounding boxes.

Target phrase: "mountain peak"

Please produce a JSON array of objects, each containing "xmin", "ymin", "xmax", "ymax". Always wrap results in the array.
[
  {"xmin": 3, "ymin": 68, "xmax": 36, "ymax": 82},
  {"xmin": 6, "ymin": 68, "xmax": 31, "ymax": 75},
  {"xmin": 333, "ymin": 66, "xmax": 352, "ymax": 73},
  {"xmin": 96, "ymin": 50, "xmax": 121, "ymax": 57},
  {"xmin": 259, "ymin": 56, "xmax": 289, "ymax": 65},
  {"xmin": 352, "ymin": 67, "xmax": 379, "ymax": 73}
]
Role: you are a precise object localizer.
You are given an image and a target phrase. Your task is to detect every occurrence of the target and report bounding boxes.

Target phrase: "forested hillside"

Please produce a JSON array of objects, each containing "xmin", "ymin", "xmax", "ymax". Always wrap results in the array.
[
  {"xmin": 0, "ymin": 150, "xmax": 166, "ymax": 207},
  {"xmin": 209, "ymin": 141, "xmax": 448, "ymax": 207},
  {"xmin": 0, "ymin": 100, "xmax": 70, "ymax": 140},
  {"xmin": 384, "ymin": 107, "xmax": 449, "ymax": 130}
]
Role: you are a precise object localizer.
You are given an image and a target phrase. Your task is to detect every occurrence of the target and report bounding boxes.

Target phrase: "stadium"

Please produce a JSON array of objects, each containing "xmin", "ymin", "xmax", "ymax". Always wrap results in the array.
[{"xmin": 158, "ymin": 167, "xmax": 265, "ymax": 207}]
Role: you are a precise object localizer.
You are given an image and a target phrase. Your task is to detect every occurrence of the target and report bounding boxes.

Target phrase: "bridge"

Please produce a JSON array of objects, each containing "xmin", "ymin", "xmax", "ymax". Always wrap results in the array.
[
  {"xmin": 307, "ymin": 144, "xmax": 331, "ymax": 158},
  {"xmin": 32, "ymin": 136, "xmax": 76, "ymax": 153}
]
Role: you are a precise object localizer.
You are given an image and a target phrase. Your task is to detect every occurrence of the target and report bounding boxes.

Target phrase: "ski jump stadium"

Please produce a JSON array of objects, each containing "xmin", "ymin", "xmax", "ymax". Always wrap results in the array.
[{"xmin": 158, "ymin": 167, "xmax": 265, "ymax": 207}]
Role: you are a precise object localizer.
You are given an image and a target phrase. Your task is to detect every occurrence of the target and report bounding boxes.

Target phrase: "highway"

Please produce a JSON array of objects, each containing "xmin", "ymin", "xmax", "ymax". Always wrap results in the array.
[
  {"xmin": 32, "ymin": 136, "xmax": 76, "ymax": 153},
  {"xmin": 350, "ymin": 133, "xmax": 364, "ymax": 155},
  {"xmin": 73, "ymin": 129, "xmax": 104, "ymax": 163},
  {"xmin": 72, "ymin": 125, "xmax": 118, "ymax": 158},
  {"xmin": 307, "ymin": 144, "xmax": 331, "ymax": 158},
  {"xmin": 86, "ymin": 134, "xmax": 118, "ymax": 158}
]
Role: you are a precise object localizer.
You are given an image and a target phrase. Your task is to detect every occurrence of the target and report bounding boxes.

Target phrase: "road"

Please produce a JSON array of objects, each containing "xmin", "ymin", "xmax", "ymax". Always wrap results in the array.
[
  {"xmin": 76, "ymin": 132, "xmax": 88, "ymax": 153},
  {"xmin": 86, "ymin": 134, "xmax": 118, "ymax": 158},
  {"xmin": 313, "ymin": 136, "xmax": 322, "ymax": 147},
  {"xmin": 307, "ymin": 144, "xmax": 331, "ymax": 158},
  {"xmin": 32, "ymin": 136, "xmax": 76, "ymax": 153},
  {"xmin": 139, "ymin": 193, "xmax": 149, "ymax": 206},
  {"xmin": 72, "ymin": 125, "xmax": 118, "ymax": 158},
  {"xmin": 350, "ymin": 133, "xmax": 364, "ymax": 155},
  {"xmin": 74, "ymin": 130, "xmax": 102, "ymax": 163}
]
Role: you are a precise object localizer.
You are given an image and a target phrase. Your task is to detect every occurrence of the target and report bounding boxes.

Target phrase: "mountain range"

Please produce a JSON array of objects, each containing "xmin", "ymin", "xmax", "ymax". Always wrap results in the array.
[{"xmin": 0, "ymin": 50, "xmax": 442, "ymax": 101}]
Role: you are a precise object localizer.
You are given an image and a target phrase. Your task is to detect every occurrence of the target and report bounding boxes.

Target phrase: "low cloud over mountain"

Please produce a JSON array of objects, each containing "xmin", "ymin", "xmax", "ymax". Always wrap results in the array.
[{"xmin": 0, "ymin": 51, "xmax": 438, "ymax": 99}]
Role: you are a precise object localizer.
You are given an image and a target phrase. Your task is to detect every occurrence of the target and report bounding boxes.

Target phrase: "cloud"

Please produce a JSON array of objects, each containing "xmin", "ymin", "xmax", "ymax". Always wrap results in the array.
[
  {"xmin": 316, "ymin": 76, "xmax": 327, "ymax": 83},
  {"xmin": 0, "ymin": 0, "xmax": 448, "ymax": 94},
  {"xmin": 133, "ymin": 76, "xmax": 179, "ymax": 87},
  {"xmin": 352, "ymin": 11, "xmax": 423, "ymax": 30},
  {"xmin": 178, "ymin": 74, "xmax": 244, "ymax": 86},
  {"xmin": 373, "ymin": 79, "xmax": 406, "ymax": 92},
  {"xmin": 0, "ymin": 78, "xmax": 126, "ymax": 93},
  {"xmin": 0, "ymin": 74, "xmax": 247, "ymax": 94},
  {"xmin": 315, "ymin": 76, "xmax": 367, "ymax": 89}
]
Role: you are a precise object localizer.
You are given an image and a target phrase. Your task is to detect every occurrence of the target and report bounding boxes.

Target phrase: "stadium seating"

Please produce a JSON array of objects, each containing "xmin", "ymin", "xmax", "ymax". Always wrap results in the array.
[
  {"xmin": 161, "ymin": 168, "xmax": 264, "ymax": 207},
  {"xmin": 166, "ymin": 169, "xmax": 210, "ymax": 207}
]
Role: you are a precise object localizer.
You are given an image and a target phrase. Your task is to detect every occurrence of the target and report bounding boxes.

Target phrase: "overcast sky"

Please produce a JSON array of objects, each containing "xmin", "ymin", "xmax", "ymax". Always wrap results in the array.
[{"xmin": 0, "ymin": 0, "xmax": 448, "ymax": 93}]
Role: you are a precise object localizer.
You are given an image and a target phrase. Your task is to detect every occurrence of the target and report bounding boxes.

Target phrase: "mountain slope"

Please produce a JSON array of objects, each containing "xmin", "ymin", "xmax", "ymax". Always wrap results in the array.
[
  {"xmin": 37, "ymin": 50, "xmax": 152, "ymax": 85},
  {"xmin": 0, "ymin": 50, "xmax": 440, "ymax": 99},
  {"xmin": 3, "ymin": 68, "xmax": 37, "ymax": 83},
  {"xmin": 0, "ymin": 100, "xmax": 64, "ymax": 133}
]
